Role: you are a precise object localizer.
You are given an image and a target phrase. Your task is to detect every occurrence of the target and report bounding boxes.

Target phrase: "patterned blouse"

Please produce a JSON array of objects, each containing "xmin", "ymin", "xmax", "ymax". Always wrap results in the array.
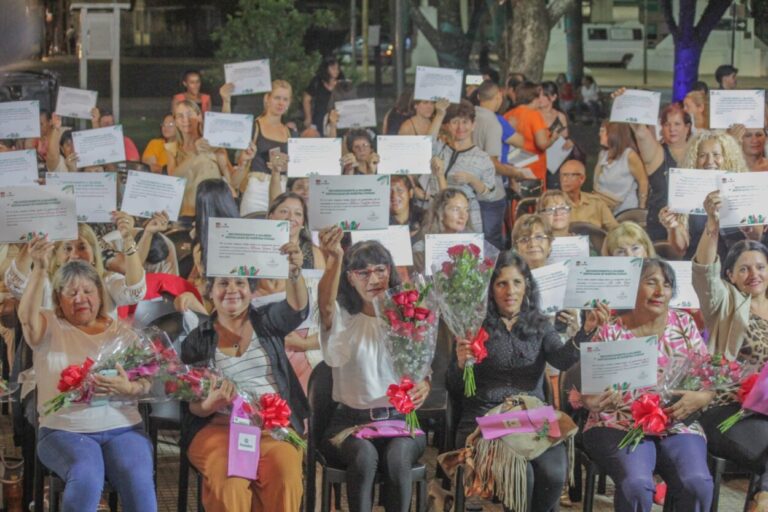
[{"xmin": 583, "ymin": 309, "xmax": 708, "ymax": 437}]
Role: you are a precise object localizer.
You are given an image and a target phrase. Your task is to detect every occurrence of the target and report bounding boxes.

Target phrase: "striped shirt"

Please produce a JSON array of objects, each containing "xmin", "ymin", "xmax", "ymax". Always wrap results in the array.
[{"xmin": 215, "ymin": 332, "xmax": 278, "ymax": 403}]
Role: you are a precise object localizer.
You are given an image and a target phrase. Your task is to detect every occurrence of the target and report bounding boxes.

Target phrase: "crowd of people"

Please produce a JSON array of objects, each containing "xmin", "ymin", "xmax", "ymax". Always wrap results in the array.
[{"xmin": 2, "ymin": 57, "xmax": 768, "ymax": 512}]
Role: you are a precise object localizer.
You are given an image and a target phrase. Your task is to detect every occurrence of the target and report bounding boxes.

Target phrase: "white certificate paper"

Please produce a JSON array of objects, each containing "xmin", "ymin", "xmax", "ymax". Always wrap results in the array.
[
  {"xmin": 424, "ymin": 233, "xmax": 484, "ymax": 277},
  {"xmin": 710, "ymin": 89, "xmax": 766, "ymax": 129},
  {"xmin": 0, "ymin": 186, "xmax": 77, "ymax": 243},
  {"xmin": 609, "ymin": 89, "xmax": 661, "ymax": 126},
  {"xmin": 377, "ymin": 135, "xmax": 432, "ymax": 175},
  {"xmin": 72, "ymin": 126, "xmax": 126, "ymax": 167},
  {"xmin": 203, "ymin": 112, "xmax": 253, "ymax": 150},
  {"xmin": 580, "ymin": 336, "xmax": 659, "ymax": 394},
  {"xmin": 308, "ymin": 175, "xmax": 390, "ymax": 231},
  {"xmin": 508, "ymin": 148, "xmax": 539, "ymax": 168},
  {"xmin": 667, "ymin": 168, "xmax": 726, "ymax": 215},
  {"xmin": 667, "ymin": 261, "xmax": 700, "ymax": 310},
  {"xmin": 548, "ymin": 236, "xmax": 590, "ymax": 264},
  {"xmin": 0, "ymin": 101, "xmax": 40, "ymax": 139},
  {"xmin": 546, "ymin": 137, "xmax": 570, "ymax": 174},
  {"xmin": 287, "ymin": 138, "xmax": 342, "ymax": 177},
  {"xmin": 413, "ymin": 66, "xmax": 463, "ymax": 104},
  {"xmin": 224, "ymin": 59, "xmax": 272, "ymax": 95},
  {"xmin": 46, "ymin": 172, "xmax": 117, "ymax": 223},
  {"xmin": 718, "ymin": 172, "xmax": 768, "ymax": 228},
  {"xmin": 564, "ymin": 257, "xmax": 643, "ymax": 309},
  {"xmin": 121, "ymin": 171, "xmax": 186, "ymax": 221},
  {"xmin": 335, "ymin": 98, "xmax": 377, "ymax": 129},
  {"xmin": 55, "ymin": 86, "xmax": 98, "ymax": 119},
  {"xmin": 351, "ymin": 225, "xmax": 414, "ymax": 266},
  {"xmin": 0, "ymin": 150, "xmax": 39, "ymax": 186},
  {"xmin": 532, "ymin": 261, "xmax": 570, "ymax": 314},
  {"xmin": 206, "ymin": 218, "xmax": 290, "ymax": 279}
]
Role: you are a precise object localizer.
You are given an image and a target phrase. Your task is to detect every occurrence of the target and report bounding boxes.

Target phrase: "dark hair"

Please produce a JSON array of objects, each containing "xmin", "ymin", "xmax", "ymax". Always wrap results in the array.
[
  {"xmin": 390, "ymin": 175, "xmax": 424, "ymax": 230},
  {"xmin": 641, "ymin": 258, "xmax": 677, "ymax": 299},
  {"xmin": 515, "ymin": 81, "xmax": 542, "ymax": 105},
  {"xmin": 485, "ymin": 251, "xmax": 549, "ymax": 337},
  {"xmin": 345, "ymin": 129, "xmax": 374, "ymax": 152},
  {"xmin": 476, "ymin": 80, "xmax": 500, "ymax": 103},
  {"xmin": 60, "ymin": 130, "xmax": 73, "ymax": 148},
  {"xmin": 268, "ymin": 191, "xmax": 312, "ymax": 247},
  {"xmin": 481, "ymin": 67, "xmax": 500, "ymax": 85},
  {"xmin": 583, "ymin": 75, "xmax": 595, "ymax": 85},
  {"xmin": 443, "ymin": 100, "xmax": 476, "ymax": 124},
  {"xmin": 338, "ymin": 241, "xmax": 400, "ymax": 315},
  {"xmin": 317, "ymin": 56, "xmax": 344, "ymax": 83},
  {"xmin": 40, "ymin": 109, "xmax": 51, "ymax": 121},
  {"xmin": 135, "ymin": 231, "xmax": 169, "ymax": 265},
  {"xmin": 690, "ymin": 81, "xmax": 710, "ymax": 94},
  {"xmin": 393, "ymin": 89, "xmax": 414, "ymax": 115},
  {"xmin": 541, "ymin": 81, "xmax": 561, "ymax": 110},
  {"xmin": 506, "ymin": 73, "xmax": 526, "ymax": 89},
  {"xmin": 194, "ymin": 179, "xmax": 239, "ymax": 264},
  {"xmin": 715, "ymin": 64, "xmax": 738, "ymax": 85},
  {"xmin": 205, "ymin": 276, "xmax": 259, "ymax": 298},
  {"xmin": 182, "ymin": 69, "xmax": 202, "ymax": 84},
  {"xmin": 723, "ymin": 240, "xmax": 768, "ymax": 281}
]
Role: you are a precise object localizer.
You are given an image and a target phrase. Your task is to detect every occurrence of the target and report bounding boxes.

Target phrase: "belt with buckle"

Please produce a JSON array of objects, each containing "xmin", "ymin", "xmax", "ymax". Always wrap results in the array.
[{"xmin": 338, "ymin": 403, "xmax": 397, "ymax": 421}]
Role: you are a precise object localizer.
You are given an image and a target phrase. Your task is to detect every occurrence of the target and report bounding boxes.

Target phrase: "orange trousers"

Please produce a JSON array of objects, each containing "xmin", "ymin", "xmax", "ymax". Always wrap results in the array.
[{"xmin": 187, "ymin": 422, "xmax": 303, "ymax": 512}]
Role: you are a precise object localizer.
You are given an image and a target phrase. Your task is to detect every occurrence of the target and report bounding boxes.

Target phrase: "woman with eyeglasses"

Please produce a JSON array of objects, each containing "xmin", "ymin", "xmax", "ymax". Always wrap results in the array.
[
  {"xmin": 389, "ymin": 175, "xmax": 425, "ymax": 242},
  {"xmin": 141, "ymin": 113, "xmax": 176, "ymax": 173},
  {"xmin": 318, "ymin": 229, "xmax": 430, "ymax": 512},
  {"xmin": 341, "ymin": 130, "xmax": 379, "ymax": 175},
  {"xmin": 511, "ymin": 214, "xmax": 554, "ymax": 270},
  {"xmin": 536, "ymin": 190, "xmax": 574, "ymax": 238},
  {"xmin": 602, "ymin": 222, "xmax": 657, "ymax": 258}
]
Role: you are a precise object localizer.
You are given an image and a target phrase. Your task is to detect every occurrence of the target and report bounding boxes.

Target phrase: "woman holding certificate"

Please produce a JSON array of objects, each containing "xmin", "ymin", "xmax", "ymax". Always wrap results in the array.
[
  {"xmin": 411, "ymin": 188, "xmax": 474, "ymax": 272},
  {"xmin": 693, "ymin": 191, "xmax": 768, "ymax": 511},
  {"xmin": 317, "ymin": 231, "xmax": 430, "ymax": 512},
  {"xmin": 46, "ymin": 114, "xmax": 77, "ymax": 172},
  {"xmin": 181, "ymin": 243, "xmax": 309, "ymax": 512},
  {"xmin": 581, "ymin": 259, "xmax": 714, "ymax": 512}
]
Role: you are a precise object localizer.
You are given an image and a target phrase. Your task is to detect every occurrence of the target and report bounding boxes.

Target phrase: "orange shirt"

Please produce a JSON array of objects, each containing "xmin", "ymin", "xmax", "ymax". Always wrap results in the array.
[
  {"xmin": 504, "ymin": 105, "xmax": 548, "ymax": 181},
  {"xmin": 172, "ymin": 93, "xmax": 211, "ymax": 113},
  {"xmin": 142, "ymin": 138, "xmax": 169, "ymax": 172}
]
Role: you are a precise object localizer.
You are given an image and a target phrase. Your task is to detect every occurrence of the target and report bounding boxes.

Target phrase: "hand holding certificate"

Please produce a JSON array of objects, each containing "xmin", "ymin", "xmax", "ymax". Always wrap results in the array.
[
  {"xmin": 287, "ymin": 138, "xmax": 342, "ymax": 177},
  {"xmin": 72, "ymin": 126, "xmax": 126, "ymax": 167},
  {"xmin": 423, "ymin": 233, "xmax": 484, "ymax": 276},
  {"xmin": 203, "ymin": 112, "xmax": 253, "ymax": 150},
  {"xmin": 206, "ymin": 218, "xmax": 290, "ymax": 278},
  {"xmin": 414, "ymin": 66, "xmax": 463, "ymax": 104},
  {"xmin": 667, "ymin": 168, "xmax": 726, "ymax": 215},
  {"xmin": 609, "ymin": 89, "xmax": 661, "ymax": 126},
  {"xmin": 376, "ymin": 136, "xmax": 432, "ymax": 175},
  {"xmin": 308, "ymin": 175, "xmax": 390, "ymax": 231},
  {"xmin": 351, "ymin": 226, "xmax": 414, "ymax": 266},
  {"xmin": 0, "ymin": 150, "xmax": 39, "ymax": 186},
  {"xmin": 710, "ymin": 90, "xmax": 765, "ymax": 129},
  {"xmin": 564, "ymin": 257, "xmax": 643, "ymax": 309},
  {"xmin": 224, "ymin": 59, "xmax": 272, "ymax": 95},
  {"xmin": 666, "ymin": 261, "xmax": 700, "ymax": 309},
  {"xmin": 0, "ymin": 101, "xmax": 40, "ymax": 139},
  {"xmin": 718, "ymin": 172, "xmax": 768, "ymax": 227},
  {"xmin": 46, "ymin": 172, "xmax": 117, "ymax": 223},
  {"xmin": 120, "ymin": 171, "xmax": 186, "ymax": 221},
  {"xmin": 580, "ymin": 337, "xmax": 659, "ymax": 394},
  {"xmin": 55, "ymin": 87, "xmax": 98, "ymax": 119},
  {"xmin": 547, "ymin": 236, "xmax": 589, "ymax": 264},
  {"xmin": 0, "ymin": 186, "xmax": 77, "ymax": 243},
  {"xmin": 335, "ymin": 98, "xmax": 377, "ymax": 129}
]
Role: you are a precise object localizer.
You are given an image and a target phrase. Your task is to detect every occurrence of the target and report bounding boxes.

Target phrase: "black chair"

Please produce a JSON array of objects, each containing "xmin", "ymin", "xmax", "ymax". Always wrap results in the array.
[
  {"xmin": 305, "ymin": 362, "xmax": 428, "ymax": 512},
  {"xmin": 515, "ymin": 197, "xmax": 539, "ymax": 221},
  {"xmin": 654, "ymin": 241, "xmax": 683, "ymax": 261},
  {"xmin": 165, "ymin": 228, "xmax": 194, "ymax": 262},
  {"xmin": 569, "ymin": 222, "xmax": 608, "ymax": 254},
  {"xmin": 708, "ymin": 454, "xmax": 759, "ymax": 512},
  {"xmin": 415, "ymin": 323, "xmax": 453, "ymax": 452},
  {"xmin": 615, "ymin": 208, "xmax": 648, "ymax": 228},
  {"xmin": 177, "ymin": 449, "xmax": 204, "ymax": 512},
  {"xmin": 132, "ymin": 298, "xmax": 178, "ymax": 328}
]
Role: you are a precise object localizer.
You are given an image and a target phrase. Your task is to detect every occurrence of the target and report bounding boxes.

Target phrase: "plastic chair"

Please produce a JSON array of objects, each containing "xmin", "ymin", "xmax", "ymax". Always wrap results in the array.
[
  {"xmin": 132, "ymin": 298, "xmax": 178, "ymax": 328},
  {"xmin": 305, "ymin": 362, "xmax": 428, "ymax": 512},
  {"xmin": 708, "ymin": 453, "xmax": 759, "ymax": 512}
]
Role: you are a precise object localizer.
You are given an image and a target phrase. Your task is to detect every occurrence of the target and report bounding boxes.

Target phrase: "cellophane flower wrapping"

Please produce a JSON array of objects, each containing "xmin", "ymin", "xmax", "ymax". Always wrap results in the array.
[
  {"xmin": 162, "ymin": 365, "xmax": 222, "ymax": 402},
  {"xmin": 666, "ymin": 353, "xmax": 753, "ymax": 393},
  {"xmin": 431, "ymin": 242, "xmax": 499, "ymax": 396},
  {"xmin": 236, "ymin": 388, "xmax": 306, "ymax": 449},
  {"xmin": 618, "ymin": 393, "xmax": 669, "ymax": 451},
  {"xmin": 42, "ymin": 326, "xmax": 185, "ymax": 415},
  {"xmin": 0, "ymin": 378, "xmax": 18, "ymax": 402},
  {"xmin": 373, "ymin": 274, "xmax": 440, "ymax": 433},
  {"xmin": 718, "ymin": 363, "xmax": 763, "ymax": 433}
]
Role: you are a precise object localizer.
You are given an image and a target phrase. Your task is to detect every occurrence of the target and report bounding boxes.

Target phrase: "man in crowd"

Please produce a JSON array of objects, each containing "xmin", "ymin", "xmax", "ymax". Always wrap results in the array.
[
  {"xmin": 715, "ymin": 64, "xmax": 738, "ymax": 89},
  {"xmin": 559, "ymin": 159, "xmax": 618, "ymax": 232}
]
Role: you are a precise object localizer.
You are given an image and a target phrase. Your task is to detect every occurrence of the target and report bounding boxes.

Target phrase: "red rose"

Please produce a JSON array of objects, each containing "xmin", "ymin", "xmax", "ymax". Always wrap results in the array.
[
  {"xmin": 385, "ymin": 309, "xmax": 400, "ymax": 324},
  {"xmin": 447, "ymin": 244, "xmax": 466, "ymax": 258},
  {"xmin": 631, "ymin": 394, "xmax": 668, "ymax": 435},
  {"xmin": 441, "ymin": 261, "xmax": 454, "ymax": 274},
  {"xmin": 468, "ymin": 244, "xmax": 481, "ymax": 257},
  {"xmin": 470, "ymin": 327, "xmax": 490, "ymax": 363},
  {"xmin": 392, "ymin": 292, "xmax": 408, "ymax": 306},
  {"xmin": 387, "ymin": 377, "xmax": 415, "ymax": 414},
  {"xmin": 402, "ymin": 306, "xmax": 415, "ymax": 319},
  {"xmin": 406, "ymin": 290, "xmax": 419, "ymax": 304},
  {"xmin": 57, "ymin": 358, "xmax": 94, "ymax": 392},
  {"xmin": 738, "ymin": 374, "xmax": 759, "ymax": 404},
  {"xmin": 413, "ymin": 307, "xmax": 431, "ymax": 321},
  {"xmin": 483, "ymin": 257, "xmax": 494, "ymax": 268},
  {"xmin": 164, "ymin": 380, "xmax": 179, "ymax": 395}
]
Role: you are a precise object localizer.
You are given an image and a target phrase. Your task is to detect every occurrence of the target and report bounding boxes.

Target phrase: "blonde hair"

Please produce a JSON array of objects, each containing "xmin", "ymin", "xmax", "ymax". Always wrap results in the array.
[
  {"xmin": 173, "ymin": 99, "xmax": 203, "ymax": 163},
  {"xmin": 51, "ymin": 224, "xmax": 105, "ymax": 279},
  {"xmin": 512, "ymin": 214, "xmax": 553, "ymax": 242},
  {"xmin": 602, "ymin": 221, "xmax": 656, "ymax": 257},
  {"xmin": 685, "ymin": 90, "xmax": 709, "ymax": 129},
  {"xmin": 537, "ymin": 189, "xmax": 570, "ymax": 211},
  {"xmin": 51, "ymin": 260, "xmax": 109, "ymax": 320},
  {"xmin": 681, "ymin": 130, "xmax": 749, "ymax": 173}
]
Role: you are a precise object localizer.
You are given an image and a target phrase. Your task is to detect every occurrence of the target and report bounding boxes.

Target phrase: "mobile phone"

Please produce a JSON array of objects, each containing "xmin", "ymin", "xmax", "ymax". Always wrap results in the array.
[
  {"xmin": 92, "ymin": 369, "xmax": 118, "ymax": 407},
  {"xmin": 268, "ymin": 147, "xmax": 281, "ymax": 161}
]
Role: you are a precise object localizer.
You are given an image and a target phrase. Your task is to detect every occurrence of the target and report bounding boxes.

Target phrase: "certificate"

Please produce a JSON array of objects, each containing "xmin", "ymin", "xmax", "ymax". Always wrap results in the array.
[
  {"xmin": 55, "ymin": 86, "xmax": 98, "ymax": 119},
  {"xmin": 667, "ymin": 261, "xmax": 700, "ymax": 309},
  {"xmin": 424, "ymin": 233, "xmax": 484, "ymax": 277},
  {"xmin": 0, "ymin": 101, "xmax": 40, "ymax": 139},
  {"xmin": 120, "ymin": 171, "xmax": 186, "ymax": 221},
  {"xmin": 532, "ymin": 261, "xmax": 570, "ymax": 314},
  {"xmin": 224, "ymin": 59, "xmax": 272, "ymax": 95},
  {"xmin": 0, "ymin": 150, "xmax": 38, "ymax": 186},
  {"xmin": 548, "ymin": 236, "xmax": 590, "ymax": 264},
  {"xmin": 376, "ymin": 135, "xmax": 432, "ymax": 175},
  {"xmin": 206, "ymin": 218, "xmax": 290, "ymax": 279},
  {"xmin": 203, "ymin": 112, "xmax": 253, "ymax": 150},
  {"xmin": 609, "ymin": 89, "xmax": 661, "ymax": 126},
  {"xmin": 580, "ymin": 337, "xmax": 659, "ymax": 394},
  {"xmin": 351, "ymin": 225, "xmax": 414, "ymax": 266},
  {"xmin": 287, "ymin": 138, "xmax": 342, "ymax": 177},
  {"xmin": 508, "ymin": 148, "xmax": 539, "ymax": 168},
  {"xmin": 0, "ymin": 186, "xmax": 77, "ymax": 243},
  {"xmin": 335, "ymin": 98, "xmax": 377, "ymax": 129},
  {"xmin": 546, "ymin": 137, "xmax": 570, "ymax": 174},
  {"xmin": 308, "ymin": 175, "xmax": 390, "ymax": 231},
  {"xmin": 46, "ymin": 172, "xmax": 117, "ymax": 223},
  {"xmin": 72, "ymin": 126, "xmax": 126, "ymax": 167},
  {"xmin": 667, "ymin": 168, "xmax": 726, "ymax": 215},
  {"xmin": 718, "ymin": 172, "xmax": 768, "ymax": 228},
  {"xmin": 413, "ymin": 66, "xmax": 463, "ymax": 104},
  {"xmin": 564, "ymin": 257, "xmax": 643, "ymax": 309},
  {"xmin": 710, "ymin": 90, "xmax": 765, "ymax": 129}
]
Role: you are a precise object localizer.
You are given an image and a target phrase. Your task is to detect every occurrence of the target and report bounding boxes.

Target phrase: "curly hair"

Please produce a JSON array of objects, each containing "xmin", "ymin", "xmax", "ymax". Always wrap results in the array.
[
  {"xmin": 420, "ymin": 188, "xmax": 474, "ymax": 236},
  {"xmin": 680, "ymin": 130, "xmax": 749, "ymax": 173}
]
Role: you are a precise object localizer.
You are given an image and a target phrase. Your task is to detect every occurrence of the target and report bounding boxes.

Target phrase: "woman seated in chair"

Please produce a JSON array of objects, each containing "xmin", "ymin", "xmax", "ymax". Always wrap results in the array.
[
  {"xmin": 19, "ymin": 243, "xmax": 156, "ymax": 512},
  {"xmin": 602, "ymin": 222, "xmax": 656, "ymax": 258},
  {"xmin": 511, "ymin": 214, "xmax": 554, "ymax": 270},
  {"xmin": 318, "ymin": 230, "xmax": 430, "ymax": 512},
  {"xmin": 448, "ymin": 251, "xmax": 606, "ymax": 512},
  {"xmin": 581, "ymin": 258, "xmax": 714, "ymax": 512},
  {"xmin": 180, "ymin": 241, "xmax": 309, "ymax": 512}
]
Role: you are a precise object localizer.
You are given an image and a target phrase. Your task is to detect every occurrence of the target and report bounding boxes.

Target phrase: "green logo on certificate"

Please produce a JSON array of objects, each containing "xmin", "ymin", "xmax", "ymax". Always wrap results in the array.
[{"xmin": 230, "ymin": 265, "xmax": 260, "ymax": 277}]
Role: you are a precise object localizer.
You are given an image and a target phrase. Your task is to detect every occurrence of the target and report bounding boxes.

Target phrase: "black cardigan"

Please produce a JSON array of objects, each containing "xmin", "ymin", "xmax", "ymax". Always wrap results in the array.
[{"xmin": 179, "ymin": 300, "xmax": 309, "ymax": 449}]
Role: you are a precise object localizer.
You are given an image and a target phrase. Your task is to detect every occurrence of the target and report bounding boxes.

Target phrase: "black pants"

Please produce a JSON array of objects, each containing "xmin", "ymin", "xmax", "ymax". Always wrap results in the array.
[
  {"xmin": 320, "ymin": 405, "xmax": 427, "ymax": 512},
  {"xmin": 700, "ymin": 404, "xmax": 768, "ymax": 491}
]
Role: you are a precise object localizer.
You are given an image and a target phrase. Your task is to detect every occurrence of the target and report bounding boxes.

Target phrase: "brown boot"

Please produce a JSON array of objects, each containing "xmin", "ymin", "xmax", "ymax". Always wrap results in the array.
[{"xmin": 749, "ymin": 491, "xmax": 768, "ymax": 512}]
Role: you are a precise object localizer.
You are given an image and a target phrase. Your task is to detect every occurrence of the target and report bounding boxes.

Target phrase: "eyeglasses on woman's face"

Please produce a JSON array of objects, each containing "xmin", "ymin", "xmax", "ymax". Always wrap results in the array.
[
  {"xmin": 515, "ymin": 235, "xmax": 551, "ymax": 246},
  {"xmin": 348, "ymin": 264, "xmax": 390, "ymax": 282},
  {"xmin": 540, "ymin": 205, "xmax": 571, "ymax": 216}
]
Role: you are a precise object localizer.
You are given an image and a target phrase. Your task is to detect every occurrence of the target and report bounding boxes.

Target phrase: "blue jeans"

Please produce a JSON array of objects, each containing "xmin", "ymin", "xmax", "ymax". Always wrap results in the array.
[
  {"xmin": 38, "ymin": 424, "xmax": 157, "ymax": 512},
  {"xmin": 479, "ymin": 197, "xmax": 508, "ymax": 251}
]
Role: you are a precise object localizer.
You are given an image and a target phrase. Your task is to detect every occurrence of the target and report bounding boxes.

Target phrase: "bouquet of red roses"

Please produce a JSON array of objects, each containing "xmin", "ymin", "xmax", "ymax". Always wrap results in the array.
[
  {"xmin": 374, "ymin": 274, "xmax": 440, "ymax": 434},
  {"xmin": 618, "ymin": 393, "xmax": 669, "ymax": 451},
  {"xmin": 718, "ymin": 362, "xmax": 768, "ymax": 433},
  {"xmin": 239, "ymin": 392, "xmax": 306, "ymax": 449},
  {"xmin": 162, "ymin": 366, "xmax": 221, "ymax": 402},
  {"xmin": 431, "ymin": 242, "xmax": 499, "ymax": 396}
]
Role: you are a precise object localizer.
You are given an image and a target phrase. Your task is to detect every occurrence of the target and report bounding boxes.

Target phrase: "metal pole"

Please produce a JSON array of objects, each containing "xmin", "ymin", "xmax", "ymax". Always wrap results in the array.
[
  {"xmin": 394, "ymin": 0, "xmax": 404, "ymax": 95},
  {"xmin": 730, "ymin": 1, "xmax": 736, "ymax": 66},
  {"xmin": 79, "ymin": 8, "xmax": 88, "ymax": 131},
  {"xmin": 642, "ymin": 0, "xmax": 648, "ymax": 85},
  {"xmin": 112, "ymin": 7, "xmax": 120, "ymax": 122},
  {"xmin": 362, "ymin": 0, "xmax": 369, "ymax": 82},
  {"xmin": 350, "ymin": 0, "xmax": 356, "ymax": 73}
]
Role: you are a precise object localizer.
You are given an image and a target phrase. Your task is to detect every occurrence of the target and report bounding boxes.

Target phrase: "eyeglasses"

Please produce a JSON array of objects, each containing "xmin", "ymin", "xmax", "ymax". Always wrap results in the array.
[
  {"xmin": 560, "ymin": 173, "xmax": 584, "ymax": 180},
  {"xmin": 348, "ymin": 265, "xmax": 390, "ymax": 281},
  {"xmin": 540, "ymin": 205, "xmax": 571, "ymax": 215},
  {"xmin": 515, "ymin": 235, "xmax": 551, "ymax": 246}
]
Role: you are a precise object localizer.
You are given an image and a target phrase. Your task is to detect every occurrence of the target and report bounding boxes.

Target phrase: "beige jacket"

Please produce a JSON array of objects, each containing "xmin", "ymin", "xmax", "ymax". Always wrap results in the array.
[{"xmin": 692, "ymin": 258, "xmax": 751, "ymax": 360}]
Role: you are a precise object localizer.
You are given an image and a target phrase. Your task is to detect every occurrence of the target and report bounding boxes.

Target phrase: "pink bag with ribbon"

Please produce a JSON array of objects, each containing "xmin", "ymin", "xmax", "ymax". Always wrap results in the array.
[
  {"xmin": 476, "ymin": 405, "xmax": 561, "ymax": 440},
  {"xmin": 228, "ymin": 395, "xmax": 261, "ymax": 479},
  {"xmin": 354, "ymin": 420, "xmax": 425, "ymax": 439}
]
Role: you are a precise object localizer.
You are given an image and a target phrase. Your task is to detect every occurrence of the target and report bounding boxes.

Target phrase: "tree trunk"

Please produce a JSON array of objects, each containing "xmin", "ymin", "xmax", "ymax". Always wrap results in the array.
[
  {"xmin": 503, "ymin": 1, "xmax": 551, "ymax": 80},
  {"xmin": 565, "ymin": 1, "xmax": 584, "ymax": 85},
  {"xmin": 672, "ymin": 40, "xmax": 703, "ymax": 101}
]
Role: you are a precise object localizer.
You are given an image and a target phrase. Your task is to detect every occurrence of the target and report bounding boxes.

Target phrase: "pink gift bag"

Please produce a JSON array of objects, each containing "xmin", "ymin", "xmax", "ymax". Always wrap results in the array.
[
  {"xmin": 228, "ymin": 395, "xmax": 261, "ymax": 479},
  {"xmin": 744, "ymin": 364, "xmax": 768, "ymax": 416},
  {"xmin": 353, "ymin": 420, "xmax": 425, "ymax": 439},
  {"xmin": 476, "ymin": 405, "xmax": 561, "ymax": 440}
]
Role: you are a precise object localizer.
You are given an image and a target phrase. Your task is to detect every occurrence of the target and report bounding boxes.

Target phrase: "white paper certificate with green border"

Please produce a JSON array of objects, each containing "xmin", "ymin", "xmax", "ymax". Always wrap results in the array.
[
  {"xmin": 376, "ymin": 135, "xmax": 432, "ymax": 175},
  {"xmin": 0, "ymin": 186, "xmax": 77, "ymax": 243},
  {"xmin": 120, "ymin": 171, "xmax": 186, "ymax": 221},
  {"xmin": 0, "ymin": 101, "xmax": 40, "ymax": 139},
  {"xmin": 308, "ymin": 174, "xmax": 390, "ymax": 231},
  {"xmin": 718, "ymin": 172, "xmax": 768, "ymax": 228},
  {"xmin": 564, "ymin": 256, "xmax": 643, "ymax": 309},
  {"xmin": 206, "ymin": 217, "xmax": 290, "ymax": 279},
  {"xmin": 46, "ymin": 172, "xmax": 117, "ymax": 223},
  {"xmin": 532, "ymin": 260, "xmax": 570, "ymax": 314},
  {"xmin": 580, "ymin": 336, "xmax": 658, "ymax": 394},
  {"xmin": 71, "ymin": 125, "xmax": 126, "ymax": 167}
]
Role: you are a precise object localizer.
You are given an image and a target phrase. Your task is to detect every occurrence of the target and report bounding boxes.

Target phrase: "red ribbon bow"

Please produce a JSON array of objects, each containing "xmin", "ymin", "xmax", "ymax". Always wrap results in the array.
[
  {"xmin": 470, "ymin": 328, "xmax": 490, "ymax": 364},
  {"xmin": 738, "ymin": 374, "xmax": 759, "ymax": 404},
  {"xmin": 57, "ymin": 358, "xmax": 94, "ymax": 392},
  {"xmin": 259, "ymin": 393, "xmax": 291, "ymax": 430},
  {"xmin": 386, "ymin": 377, "xmax": 415, "ymax": 415},
  {"xmin": 631, "ymin": 393, "xmax": 668, "ymax": 435}
]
